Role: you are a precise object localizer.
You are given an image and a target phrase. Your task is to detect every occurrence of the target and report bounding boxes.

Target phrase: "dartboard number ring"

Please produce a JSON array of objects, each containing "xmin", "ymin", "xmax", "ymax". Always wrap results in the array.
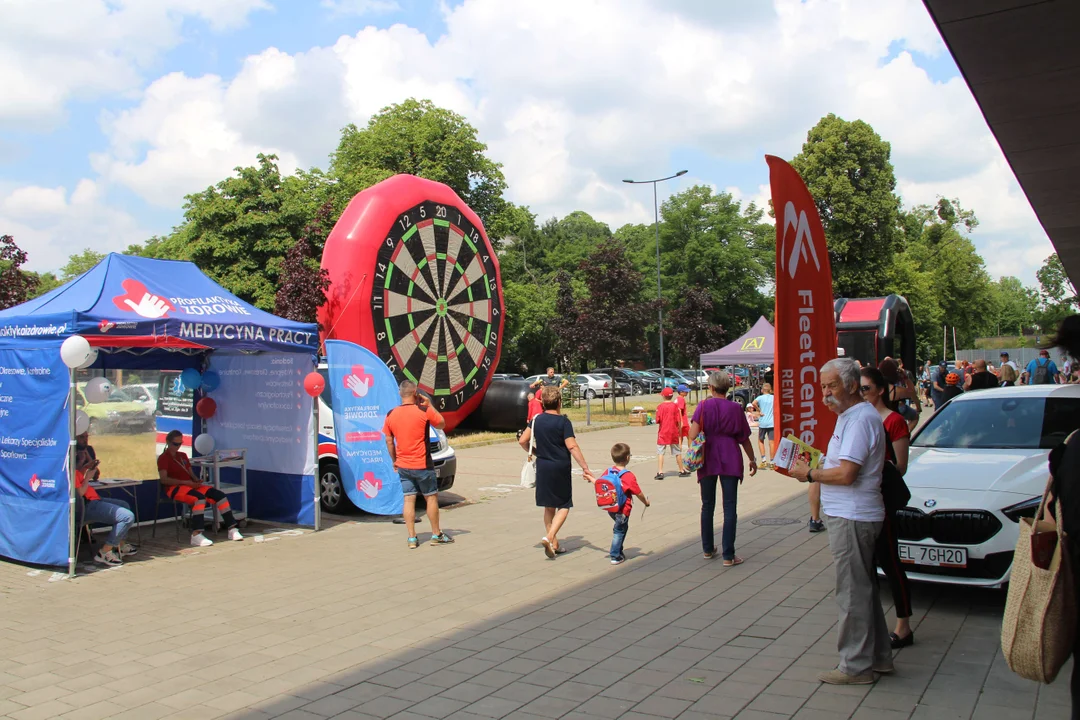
[{"xmin": 371, "ymin": 201, "xmax": 502, "ymax": 412}]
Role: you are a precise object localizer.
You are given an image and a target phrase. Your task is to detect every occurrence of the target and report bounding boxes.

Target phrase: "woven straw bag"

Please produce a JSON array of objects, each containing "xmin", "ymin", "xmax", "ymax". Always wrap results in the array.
[{"xmin": 1000, "ymin": 474, "xmax": 1076, "ymax": 683}]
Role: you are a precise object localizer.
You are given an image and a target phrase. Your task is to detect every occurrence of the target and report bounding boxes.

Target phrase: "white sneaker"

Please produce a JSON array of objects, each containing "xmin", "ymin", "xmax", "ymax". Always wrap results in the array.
[
  {"xmin": 228, "ymin": 527, "xmax": 243, "ymax": 542},
  {"xmin": 117, "ymin": 542, "xmax": 137, "ymax": 557},
  {"xmin": 190, "ymin": 533, "xmax": 213, "ymax": 547}
]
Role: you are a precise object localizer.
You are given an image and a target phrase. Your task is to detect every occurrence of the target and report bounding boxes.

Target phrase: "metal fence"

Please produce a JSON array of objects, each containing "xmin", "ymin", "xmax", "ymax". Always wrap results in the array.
[{"xmin": 955, "ymin": 347, "xmax": 1071, "ymax": 366}]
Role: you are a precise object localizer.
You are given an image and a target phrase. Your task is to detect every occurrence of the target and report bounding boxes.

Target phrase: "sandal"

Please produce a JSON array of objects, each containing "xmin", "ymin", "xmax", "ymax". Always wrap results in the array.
[
  {"xmin": 654, "ymin": 473, "xmax": 664, "ymax": 480},
  {"xmin": 703, "ymin": 551, "xmax": 716, "ymax": 559},
  {"xmin": 723, "ymin": 556, "xmax": 744, "ymax": 567},
  {"xmin": 890, "ymin": 631, "xmax": 914, "ymax": 649},
  {"xmin": 541, "ymin": 537, "xmax": 555, "ymax": 559}
]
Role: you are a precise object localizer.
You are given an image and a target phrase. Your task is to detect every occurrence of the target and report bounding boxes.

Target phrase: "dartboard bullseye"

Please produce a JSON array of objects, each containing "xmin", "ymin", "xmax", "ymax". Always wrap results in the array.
[{"xmin": 320, "ymin": 175, "xmax": 505, "ymax": 431}]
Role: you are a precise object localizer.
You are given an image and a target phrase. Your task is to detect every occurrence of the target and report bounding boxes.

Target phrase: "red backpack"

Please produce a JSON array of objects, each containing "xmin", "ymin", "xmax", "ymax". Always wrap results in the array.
[{"xmin": 595, "ymin": 467, "xmax": 628, "ymax": 513}]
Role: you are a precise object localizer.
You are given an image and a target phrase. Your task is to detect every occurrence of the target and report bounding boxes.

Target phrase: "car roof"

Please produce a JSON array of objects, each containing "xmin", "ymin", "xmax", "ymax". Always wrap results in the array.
[{"xmin": 946, "ymin": 384, "xmax": 1080, "ymax": 402}]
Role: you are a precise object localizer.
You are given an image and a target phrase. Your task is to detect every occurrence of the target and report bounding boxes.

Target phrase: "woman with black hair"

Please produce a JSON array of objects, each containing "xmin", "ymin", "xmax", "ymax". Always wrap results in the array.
[
  {"xmin": 860, "ymin": 366, "xmax": 915, "ymax": 649},
  {"xmin": 1046, "ymin": 315, "xmax": 1080, "ymax": 719}
]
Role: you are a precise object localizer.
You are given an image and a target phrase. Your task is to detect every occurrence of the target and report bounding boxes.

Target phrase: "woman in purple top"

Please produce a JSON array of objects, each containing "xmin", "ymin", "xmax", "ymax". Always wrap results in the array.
[{"xmin": 689, "ymin": 371, "xmax": 758, "ymax": 565}]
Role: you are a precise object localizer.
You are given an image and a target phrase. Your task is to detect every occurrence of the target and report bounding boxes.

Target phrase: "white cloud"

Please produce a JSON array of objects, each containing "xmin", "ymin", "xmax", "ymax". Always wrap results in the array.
[
  {"xmin": 0, "ymin": 0, "xmax": 269, "ymax": 126},
  {"xmin": 0, "ymin": 180, "xmax": 147, "ymax": 272},
  {"xmin": 2, "ymin": 0, "xmax": 1053, "ymax": 284},
  {"xmin": 321, "ymin": 0, "xmax": 401, "ymax": 16}
]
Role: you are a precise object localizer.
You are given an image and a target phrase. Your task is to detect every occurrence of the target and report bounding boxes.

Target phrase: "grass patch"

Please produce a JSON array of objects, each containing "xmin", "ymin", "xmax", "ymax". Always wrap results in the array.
[{"xmin": 87, "ymin": 432, "xmax": 160, "ymax": 480}]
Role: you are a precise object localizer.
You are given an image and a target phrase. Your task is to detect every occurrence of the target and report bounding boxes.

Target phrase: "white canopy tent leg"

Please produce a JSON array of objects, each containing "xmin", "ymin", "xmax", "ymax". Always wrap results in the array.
[{"xmin": 67, "ymin": 367, "xmax": 77, "ymax": 579}]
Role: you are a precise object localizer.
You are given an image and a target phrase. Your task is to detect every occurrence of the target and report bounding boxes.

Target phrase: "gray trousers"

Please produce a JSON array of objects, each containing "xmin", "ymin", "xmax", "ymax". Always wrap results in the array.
[{"xmin": 825, "ymin": 514, "xmax": 893, "ymax": 675}]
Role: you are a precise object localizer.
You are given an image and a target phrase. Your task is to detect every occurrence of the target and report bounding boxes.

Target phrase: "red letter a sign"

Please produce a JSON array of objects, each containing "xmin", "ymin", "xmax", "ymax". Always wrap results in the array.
[{"xmin": 766, "ymin": 155, "xmax": 837, "ymax": 454}]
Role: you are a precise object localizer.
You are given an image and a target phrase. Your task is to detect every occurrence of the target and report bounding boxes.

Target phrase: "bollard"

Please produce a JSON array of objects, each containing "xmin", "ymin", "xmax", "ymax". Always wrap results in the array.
[{"xmin": 586, "ymin": 392, "xmax": 591, "ymax": 426}]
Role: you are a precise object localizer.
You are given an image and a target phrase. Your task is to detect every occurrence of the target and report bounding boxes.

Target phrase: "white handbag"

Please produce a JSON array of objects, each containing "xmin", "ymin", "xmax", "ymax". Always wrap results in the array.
[{"xmin": 520, "ymin": 419, "xmax": 537, "ymax": 488}]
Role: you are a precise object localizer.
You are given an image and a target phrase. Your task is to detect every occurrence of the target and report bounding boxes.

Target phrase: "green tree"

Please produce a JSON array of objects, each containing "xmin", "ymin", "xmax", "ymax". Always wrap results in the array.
[
  {"xmin": 1035, "ymin": 253, "xmax": 1077, "ymax": 330},
  {"xmin": 890, "ymin": 199, "xmax": 995, "ymax": 355},
  {"xmin": 657, "ymin": 186, "xmax": 772, "ymax": 341},
  {"xmin": 170, "ymin": 154, "xmax": 318, "ymax": 310},
  {"xmin": 500, "ymin": 279, "xmax": 558, "ymax": 373},
  {"xmin": 988, "ymin": 276, "xmax": 1038, "ymax": 337},
  {"xmin": 789, "ymin": 114, "xmax": 903, "ymax": 297},
  {"xmin": 60, "ymin": 248, "xmax": 105, "ymax": 281},
  {"xmin": 329, "ymin": 98, "xmax": 508, "ymax": 230}
]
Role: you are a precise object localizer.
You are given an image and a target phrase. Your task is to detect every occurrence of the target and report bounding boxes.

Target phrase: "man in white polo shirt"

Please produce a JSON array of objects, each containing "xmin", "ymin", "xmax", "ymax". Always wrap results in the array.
[{"xmin": 792, "ymin": 357, "xmax": 891, "ymax": 685}]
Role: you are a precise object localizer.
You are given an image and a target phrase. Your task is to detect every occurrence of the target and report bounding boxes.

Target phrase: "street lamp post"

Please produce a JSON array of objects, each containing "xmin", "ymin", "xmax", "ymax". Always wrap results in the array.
[{"xmin": 623, "ymin": 170, "xmax": 688, "ymax": 387}]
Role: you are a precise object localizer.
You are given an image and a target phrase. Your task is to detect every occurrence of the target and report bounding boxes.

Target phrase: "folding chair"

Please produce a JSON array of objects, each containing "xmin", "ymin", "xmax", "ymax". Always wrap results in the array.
[{"xmin": 152, "ymin": 482, "xmax": 187, "ymax": 543}]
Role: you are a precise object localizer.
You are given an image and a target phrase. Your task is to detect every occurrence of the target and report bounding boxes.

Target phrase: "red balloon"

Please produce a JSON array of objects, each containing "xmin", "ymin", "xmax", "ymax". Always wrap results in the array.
[
  {"xmin": 195, "ymin": 397, "xmax": 217, "ymax": 419},
  {"xmin": 303, "ymin": 372, "xmax": 325, "ymax": 397}
]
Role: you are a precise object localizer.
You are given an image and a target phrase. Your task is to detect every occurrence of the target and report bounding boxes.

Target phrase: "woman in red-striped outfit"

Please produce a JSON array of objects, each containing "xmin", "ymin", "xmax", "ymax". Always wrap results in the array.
[
  {"xmin": 158, "ymin": 430, "xmax": 243, "ymax": 547},
  {"xmin": 859, "ymin": 367, "xmax": 914, "ymax": 649}
]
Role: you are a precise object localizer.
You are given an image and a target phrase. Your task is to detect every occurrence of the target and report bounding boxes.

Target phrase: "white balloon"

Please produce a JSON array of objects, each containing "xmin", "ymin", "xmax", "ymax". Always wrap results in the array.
[
  {"xmin": 193, "ymin": 434, "xmax": 215, "ymax": 456},
  {"xmin": 74, "ymin": 411, "xmax": 90, "ymax": 436},
  {"xmin": 77, "ymin": 346, "xmax": 98, "ymax": 369},
  {"xmin": 60, "ymin": 336, "xmax": 91, "ymax": 369},
  {"xmin": 84, "ymin": 376, "xmax": 112, "ymax": 403}
]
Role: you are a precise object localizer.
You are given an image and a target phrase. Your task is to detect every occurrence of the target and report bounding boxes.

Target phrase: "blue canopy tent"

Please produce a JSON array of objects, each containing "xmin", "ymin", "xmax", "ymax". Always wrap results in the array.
[{"xmin": 0, "ymin": 253, "xmax": 320, "ymax": 575}]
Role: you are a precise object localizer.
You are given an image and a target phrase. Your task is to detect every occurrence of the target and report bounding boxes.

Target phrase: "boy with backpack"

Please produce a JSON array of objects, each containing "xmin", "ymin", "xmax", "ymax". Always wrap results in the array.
[{"xmin": 595, "ymin": 443, "xmax": 649, "ymax": 565}]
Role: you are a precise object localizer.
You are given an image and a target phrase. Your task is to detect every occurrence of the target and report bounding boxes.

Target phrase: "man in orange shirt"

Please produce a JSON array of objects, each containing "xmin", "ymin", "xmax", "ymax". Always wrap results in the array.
[{"xmin": 384, "ymin": 380, "xmax": 454, "ymax": 549}]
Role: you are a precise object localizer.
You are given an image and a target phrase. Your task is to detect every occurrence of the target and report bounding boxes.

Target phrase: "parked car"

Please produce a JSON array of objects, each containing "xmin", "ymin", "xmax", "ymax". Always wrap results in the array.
[
  {"xmin": 492, "ymin": 373, "xmax": 525, "ymax": 381},
  {"xmin": 315, "ymin": 364, "xmax": 456, "ymax": 513},
  {"xmin": 648, "ymin": 368, "xmax": 698, "ymax": 390},
  {"xmin": 636, "ymin": 370, "xmax": 665, "ymax": 392},
  {"xmin": 896, "ymin": 384, "xmax": 1080, "ymax": 588},
  {"xmin": 680, "ymin": 369, "xmax": 710, "ymax": 387},
  {"xmin": 590, "ymin": 368, "xmax": 657, "ymax": 395},
  {"xmin": 574, "ymin": 373, "xmax": 614, "ymax": 399},
  {"xmin": 613, "ymin": 380, "xmax": 632, "ymax": 397},
  {"xmin": 122, "ymin": 383, "xmax": 158, "ymax": 408},
  {"xmin": 77, "ymin": 384, "xmax": 153, "ymax": 433}
]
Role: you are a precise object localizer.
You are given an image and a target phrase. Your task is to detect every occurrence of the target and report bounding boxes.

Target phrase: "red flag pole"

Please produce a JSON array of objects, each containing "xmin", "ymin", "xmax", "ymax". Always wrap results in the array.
[{"xmin": 766, "ymin": 155, "xmax": 838, "ymax": 456}]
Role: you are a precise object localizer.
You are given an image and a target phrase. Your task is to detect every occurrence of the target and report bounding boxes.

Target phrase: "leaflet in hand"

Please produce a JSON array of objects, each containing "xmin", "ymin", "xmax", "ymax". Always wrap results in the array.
[{"xmin": 773, "ymin": 434, "xmax": 824, "ymax": 476}]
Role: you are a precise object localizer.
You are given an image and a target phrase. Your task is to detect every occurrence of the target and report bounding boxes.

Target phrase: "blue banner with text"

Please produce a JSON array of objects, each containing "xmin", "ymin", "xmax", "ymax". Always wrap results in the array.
[
  {"xmin": 0, "ymin": 347, "xmax": 71, "ymax": 566},
  {"xmin": 325, "ymin": 340, "xmax": 403, "ymax": 515}
]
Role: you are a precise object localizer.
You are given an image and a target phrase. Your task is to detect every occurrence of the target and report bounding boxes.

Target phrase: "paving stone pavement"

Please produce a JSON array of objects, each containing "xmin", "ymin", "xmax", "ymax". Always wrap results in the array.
[{"xmin": 0, "ymin": 422, "xmax": 1072, "ymax": 720}]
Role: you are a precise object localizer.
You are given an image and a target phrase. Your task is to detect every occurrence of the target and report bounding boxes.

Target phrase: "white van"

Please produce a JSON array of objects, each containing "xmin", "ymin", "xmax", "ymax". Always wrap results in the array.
[{"xmin": 314, "ymin": 364, "xmax": 457, "ymax": 513}]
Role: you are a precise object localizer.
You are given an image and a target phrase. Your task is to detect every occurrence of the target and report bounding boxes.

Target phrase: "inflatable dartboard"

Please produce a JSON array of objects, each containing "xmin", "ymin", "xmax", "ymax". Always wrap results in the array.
[{"xmin": 319, "ymin": 174, "xmax": 505, "ymax": 432}]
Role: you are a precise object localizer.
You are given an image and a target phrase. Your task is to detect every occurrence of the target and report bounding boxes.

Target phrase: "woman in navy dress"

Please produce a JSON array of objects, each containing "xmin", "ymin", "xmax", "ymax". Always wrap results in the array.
[{"xmin": 519, "ymin": 386, "xmax": 595, "ymax": 558}]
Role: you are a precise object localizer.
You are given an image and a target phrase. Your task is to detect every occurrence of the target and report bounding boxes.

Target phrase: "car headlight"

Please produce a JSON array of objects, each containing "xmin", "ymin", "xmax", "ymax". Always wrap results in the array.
[
  {"xmin": 107, "ymin": 411, "xmax": 119, "ymax": 419},
  {"xmin": 435, "ymin": 428, "xmax": 448, "ymax": 452},
  {"xmin": 1002, "ymin": 496, "xmax": 1042, "ymax": 523}
]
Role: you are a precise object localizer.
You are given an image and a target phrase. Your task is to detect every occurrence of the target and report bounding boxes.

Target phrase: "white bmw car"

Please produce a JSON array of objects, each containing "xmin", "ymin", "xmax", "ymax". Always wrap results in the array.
[{"xmin": 898, "ymin": 384, "xmax": 1080, "ymax": 588}]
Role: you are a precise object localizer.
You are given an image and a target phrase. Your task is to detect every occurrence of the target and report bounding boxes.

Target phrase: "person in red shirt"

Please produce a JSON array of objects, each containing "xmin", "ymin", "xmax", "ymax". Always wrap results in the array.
[
  {"xmin": 158, "ymin": 430, "xmax": 243, "ymax": 547},
  {"xmin": 860, "ymin": 366, "xmax": 914, "ymax": 649},
  {"xmin": 604, "ymin": 443, "xmax": 649, "ymax": 565},
  {"xmin": 526, "ymin": 391, "xmax": 543, "ymax": 424},
  {"xmin": 383, "ymin": 380, "xmax": 453, "ymax": 549},
  {"xmin": 675, "ymin": 384, "xmax": 691, "ymax": 449},
  {"xmin": 655, "ymin": 387, "xmax": 687, "ymax": 479}
]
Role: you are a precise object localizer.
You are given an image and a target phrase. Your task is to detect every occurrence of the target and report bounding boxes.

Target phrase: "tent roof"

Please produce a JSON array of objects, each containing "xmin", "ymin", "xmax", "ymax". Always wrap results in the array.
[
  {"xmin": 699, "ymin": 316, "xmax": 774, "ymax": 366},
  {"xmin": 0, "ymin": 254, "xmax": 318, "ymax": 356}
]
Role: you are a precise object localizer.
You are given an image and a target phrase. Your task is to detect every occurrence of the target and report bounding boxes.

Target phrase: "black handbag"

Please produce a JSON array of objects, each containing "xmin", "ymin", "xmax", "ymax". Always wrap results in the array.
[{"xmin": 881, "ymin": 460, "xmax": 911, "ymax": 514}]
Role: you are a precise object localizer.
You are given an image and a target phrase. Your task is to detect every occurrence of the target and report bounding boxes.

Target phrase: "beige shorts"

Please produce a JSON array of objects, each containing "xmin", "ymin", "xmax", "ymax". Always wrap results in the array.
[{"xmin": 657, "ymin": 443, "xmax": 682, "ymax": 455}]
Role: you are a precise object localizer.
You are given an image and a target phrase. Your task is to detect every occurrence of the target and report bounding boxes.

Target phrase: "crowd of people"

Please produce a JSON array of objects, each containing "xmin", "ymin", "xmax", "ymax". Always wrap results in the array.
[{"xmin": 920, "ymin": 349, "xmax": 1077, "ymax": 410}]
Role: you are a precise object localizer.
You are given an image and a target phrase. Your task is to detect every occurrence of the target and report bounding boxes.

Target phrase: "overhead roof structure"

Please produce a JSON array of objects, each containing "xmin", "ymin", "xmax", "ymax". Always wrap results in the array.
[{"xmin": 923, "ymin": 0, "xmax": 1080, "ymax": 287}]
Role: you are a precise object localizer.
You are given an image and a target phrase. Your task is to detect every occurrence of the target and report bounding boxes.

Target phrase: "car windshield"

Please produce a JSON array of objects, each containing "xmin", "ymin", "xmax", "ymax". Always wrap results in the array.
[
  {"xmin": 107, "ymin": 388, "xmax": 135, "ymax": 403},
  {"xmin": 913, "ymin": 396, "xmax": 1080, "ymax": 450}
]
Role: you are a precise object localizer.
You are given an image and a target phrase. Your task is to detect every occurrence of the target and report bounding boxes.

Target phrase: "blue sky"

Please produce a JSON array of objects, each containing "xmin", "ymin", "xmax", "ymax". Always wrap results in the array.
[{"xmin": 0, "ymin": 0, "xmax": 1052, "ymax": 285}]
